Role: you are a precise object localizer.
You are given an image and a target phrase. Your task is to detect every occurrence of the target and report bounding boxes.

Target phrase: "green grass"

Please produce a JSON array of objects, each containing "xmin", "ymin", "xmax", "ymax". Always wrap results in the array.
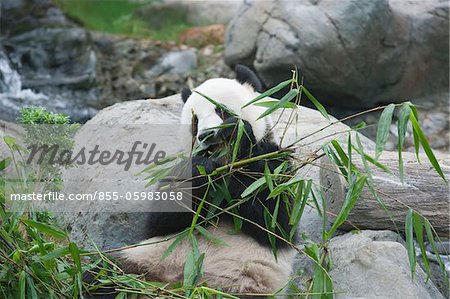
[{"xmin": 54, "ymin": 0, "xmax": 193, "ymax": 41}]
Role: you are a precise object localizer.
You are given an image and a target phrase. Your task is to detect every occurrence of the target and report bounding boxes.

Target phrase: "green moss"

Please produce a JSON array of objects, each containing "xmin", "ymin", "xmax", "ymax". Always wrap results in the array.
[{"xmin": 53, "ymin": 0, "xmax": 193, "ymax": 41}]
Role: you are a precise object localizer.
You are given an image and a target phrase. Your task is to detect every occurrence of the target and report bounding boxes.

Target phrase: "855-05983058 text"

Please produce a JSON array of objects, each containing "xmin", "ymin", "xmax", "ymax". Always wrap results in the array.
[{"xmin": 9, "ymin": 191, "xmax": 184, "ymax": 201}]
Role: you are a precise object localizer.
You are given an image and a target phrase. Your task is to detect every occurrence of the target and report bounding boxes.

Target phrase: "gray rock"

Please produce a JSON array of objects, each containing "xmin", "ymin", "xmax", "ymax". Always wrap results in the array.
[
  {"xmin": 57, "ymin": 97, "xmax": 183, "ymax": 249},
  {"xmin": 144, "ymin": 50, "xmax": 197, "ymax": 78},
  {"xmin": 225, "ymin": 0, "xmax": 449, "ymax": 108},
  {"xmin": 328, "ymin": 230, "xmax": 445, "ymax": 299},
  {"xmin": 54, "ymin": 93, "xmax": 374, "ymax": 249}
]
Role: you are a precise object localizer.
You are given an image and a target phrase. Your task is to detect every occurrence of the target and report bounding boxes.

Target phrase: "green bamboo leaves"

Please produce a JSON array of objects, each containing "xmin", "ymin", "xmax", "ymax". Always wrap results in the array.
[
  {"xmin": 241, "ymin": 79, "xmax": 329, "ymax": 120},
  {"xmin": 375, "ymin": 104, "xmax": 395, "ymax": 158},
  {"xmin": 256, "ymin": 89, "xmax": 298, "ymax": 120},
  {"xmin": 20, "ymin": 218, "xmax": 67, "ymax": 240},
  {"xmin": 405, "ymin": 209, "xmax": 447, "ymax": 283},
  {"xmin": 242, "ymin": 79, "xmax": 294, "ymax": 108},
  {"xmin": 326, "ymin": 174, "xmax": 366, "ymax": 238},
  {"xmin": 409, "ymin": 112, "xmax": 446, "ymax": 181},
  {"xmin": 301, "ymin": 86, "xmax": 330, "ymax": 120},
  {"xmin": 375, "ymin": 102, "xmax": 446, "ymax": 182}
]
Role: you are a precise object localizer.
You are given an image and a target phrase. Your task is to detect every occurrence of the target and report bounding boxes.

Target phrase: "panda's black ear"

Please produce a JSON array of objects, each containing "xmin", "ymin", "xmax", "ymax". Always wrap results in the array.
[
  {"xmin": 181, "ymin": 87, "xmax": 192, "ymax": 103},
  {"xmin": 235, "ymin": 64, "xmax": 263, "ymax": 92}
]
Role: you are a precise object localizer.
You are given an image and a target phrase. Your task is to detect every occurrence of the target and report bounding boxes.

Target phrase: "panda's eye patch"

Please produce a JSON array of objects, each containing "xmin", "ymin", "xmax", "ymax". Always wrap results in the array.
[{"xmin": 215, "ymin": 107, "xmax": 233, "ymax": 120}]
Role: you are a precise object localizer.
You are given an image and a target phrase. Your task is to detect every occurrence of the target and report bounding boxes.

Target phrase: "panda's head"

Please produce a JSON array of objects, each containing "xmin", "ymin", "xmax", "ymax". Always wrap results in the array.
[{"xmin": 180, "ymin": 65, "xmax": 275, "ymax": 150}]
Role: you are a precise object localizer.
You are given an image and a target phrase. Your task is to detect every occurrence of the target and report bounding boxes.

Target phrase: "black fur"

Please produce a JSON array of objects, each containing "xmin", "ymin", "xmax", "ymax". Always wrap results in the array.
[
  {"xmin": 181, "ymin": 87, "xmax": 192, "ymax": 103},
  {"xmin": 235, "ymin": 64, "xmax": 263, "ymax": 92}
]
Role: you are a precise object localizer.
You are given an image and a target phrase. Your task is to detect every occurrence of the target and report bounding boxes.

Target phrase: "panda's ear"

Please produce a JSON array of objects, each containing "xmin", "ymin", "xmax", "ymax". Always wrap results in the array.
[
  {"xmin": 181, "ymin": 87, "xmax": 192, "ymax": 103},
  {"xmin": 235, "ymin": 64, "xmax": 263, "ymax": 92}
]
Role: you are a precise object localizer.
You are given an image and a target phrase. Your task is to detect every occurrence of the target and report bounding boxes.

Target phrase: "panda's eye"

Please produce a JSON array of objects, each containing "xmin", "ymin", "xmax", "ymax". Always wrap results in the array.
[{"xmin": 215, "ymin": 107, "xmax": 232, "ymax": 120}]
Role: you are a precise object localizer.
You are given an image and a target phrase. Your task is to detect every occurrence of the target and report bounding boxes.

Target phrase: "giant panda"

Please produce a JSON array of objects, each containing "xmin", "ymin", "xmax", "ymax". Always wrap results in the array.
[{"xmin": 85, "ymin": 65, "xmax": 298, "ymax": 298}]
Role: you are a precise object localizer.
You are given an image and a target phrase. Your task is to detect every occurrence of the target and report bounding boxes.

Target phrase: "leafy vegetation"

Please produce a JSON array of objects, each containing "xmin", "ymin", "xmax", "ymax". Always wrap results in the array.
[
  {"xmin": 54, "ymin": 0, "xmax": 193, "ymax": 41},
  {"xmin": 1, "ymin": 77, "xmax": 448, "ymax": 298},
  {"xmin": 1, "ymin": 107, "xmax": 82, "ymax": 298}
]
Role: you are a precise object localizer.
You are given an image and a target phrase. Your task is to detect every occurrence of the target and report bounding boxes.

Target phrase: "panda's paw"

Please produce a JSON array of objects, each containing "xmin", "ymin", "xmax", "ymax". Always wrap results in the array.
[{"xmin": 191, "ymin": 155, "xmax": 219, "ymax": 174}]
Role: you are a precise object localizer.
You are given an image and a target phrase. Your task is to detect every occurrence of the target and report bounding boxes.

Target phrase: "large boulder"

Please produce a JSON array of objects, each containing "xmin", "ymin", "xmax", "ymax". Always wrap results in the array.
[
  {"xmin": 224, "ymin": 0, "xmax": 449, "ymax": 108},
  {"xmin": 328, "ymin": 230, "xmax": 445, "ymax": 299},
  {"xmin": 56, "ymin": 93, "xmax": 374, "ymax": 249}
]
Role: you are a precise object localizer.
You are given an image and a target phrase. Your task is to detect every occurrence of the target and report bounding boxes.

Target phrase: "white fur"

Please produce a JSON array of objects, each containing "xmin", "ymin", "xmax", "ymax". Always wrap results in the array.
[
  {"xmin": 121, "ymin": 223, "xmax": 296, "ymax": 294},
  {"xmin": 180, "ymin": 78, "xmax": 276, "ymax": 144}
]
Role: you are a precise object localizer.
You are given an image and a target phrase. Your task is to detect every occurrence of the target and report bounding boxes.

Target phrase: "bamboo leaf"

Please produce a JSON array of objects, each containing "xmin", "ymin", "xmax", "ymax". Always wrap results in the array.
[
  {"xmin": 412, "ymin": 213, "xmax": 430, "ymax": 282},
  {"xmin": 254, "ymin": 101, "xmax": 297, "ymax": 108},
  {"xmin": 274, "ymin": 161, "xmax": 288, "ymax": 174},
  {"xmin": 138, "ymin": 154, "xmax": 180, "ymax": 174},
  {"xmin": 21, "ymin": 219, "xmax": 67, "ymax": 239},
  {"xmin": 375, "ymin": 104, "xmax": 395, "ymax": 158},
  {"xmin": 3, "ymin": 136, "xmax": 17, "ymax": 149},
  {"xmin": 183, "ymin": 248, "xmax": 196, "ymax": 287},
  {"xmin": 289, "ymin": 181, "xmax": 304, "ymax": 225},
  {"xmin": 351, "ymin": 144, "xmax": 391, "ymax": 173},
  {"xmin": 355, "ymin": 133, "xmax": 399, "ymax": 233},
  {"xmin": 410, "ymin": 104, "xmax": 420, "ymax": 160},
  {"xmin": 183, "ymin": 235, "xmax": 203, "ymax": 288},
  {"xmin": 423, "ymin": 219, "xmax": 448, "ymax": 280},
  {"xmin": 405, "ymin": 209, "xmax": 416, "ymax": 279},
  {"xmin": 301, "ymin": 86, "xmax": 329, "ymax": 120},
  {"xmin": 323, "ymin": 145, "xmax": 348, "ymax": 178},
  {"xmin": 232, "ymin": 120, "xmax": 245, "ymax": 162},
  {"xmin": 40, "ymin": 246, "xmax": 70, "ymax": 261},
  {"xmin": 264, "ymin": 162, "xmax": 274, "ymax": 192},
  {"xmin": 409, "ymin": 112, "xmax": 446, "ymax": 181},
  {"xmin": 69, "ymin": 242, "xmax": 82, "ymax": 298},
  {"xmin": 19, "ymin": 270, "xmax": 26, "ymax": 299},
  {"xmin": 196, "ymin": 226, "xmax": 227, "ymax": 246},
  {"xmin": 271, "ymin": 198, "xmax": 280, "ymax": 229},
  {"xmin": 327, "ymin": 175, "xmax": 366, "ymax": 237},
  {"xmin": 232, "ymin": 216, "xmax": 243, "ymax": 233},
  {"xmin": 69, "ymin": 242, "xmax": 82, "ymax": 271},
  {"xmin": 268, "ymin": 177, "xmax": 304, "ymax": 198},
  {"xmin": 263, "ymin": 209, "xmax": 277, "ymax": 260},
  {"xmin": 195, "ymin": 91, "xmax": 237, "ymax": 117},
  {"xmin": 161, "ymin": 231, "xmax": 188, "ymax": 260},
  {"xmin": 241, "ymin": 177, "xmax": 266, "ymax": 198},
  {"xmin": 26, "ymin": 275, "xmax": 38, "ymax": 299},
  {"xmin": 257, "ymin": 89, "xmax": 298, "ymax": 120},
  {"xmin": 331, "ymin": 140, "xmax": 357, "ymax": 174},
  {"xmin": 311, "ymin": 187, "xmax": 324, "ymax": 218},
  {"xmin": 243, "ymin": 79, "xmax": 294, "ymax": 108},
  {"xmin": 289, "ymin": 180, "xmax": 311, "ymax": 239},
  {"xmin": 397, "ymin": 102, "xmax": 411, "ymax": 182},
  {"xmin": 0, "ymin": 157, "xmax": 11, "ymax": 171}
]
